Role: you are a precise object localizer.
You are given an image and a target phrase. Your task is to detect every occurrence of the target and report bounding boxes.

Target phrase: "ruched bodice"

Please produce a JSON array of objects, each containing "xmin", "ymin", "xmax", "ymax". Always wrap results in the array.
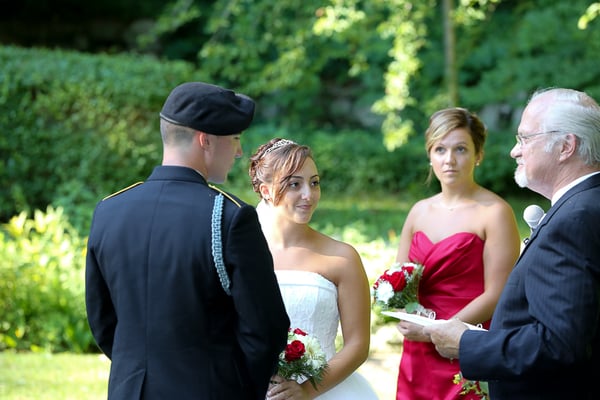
[
  {"xmin": 397, "ymin": 231, "xmax": 485, "ymax": 400},
  {"xmin": 275, "ymin": 270, "xmax": 339, "ymax": 359},
  {"xmin": 409, "ymin": 231, "xmax": 485, "ymax": 321}
]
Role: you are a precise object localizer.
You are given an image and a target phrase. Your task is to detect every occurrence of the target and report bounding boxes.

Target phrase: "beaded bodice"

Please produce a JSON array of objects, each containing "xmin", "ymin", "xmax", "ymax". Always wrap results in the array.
[{"xmin": 275, "ymin": 270, "xmax": 339, "ymax": 360}]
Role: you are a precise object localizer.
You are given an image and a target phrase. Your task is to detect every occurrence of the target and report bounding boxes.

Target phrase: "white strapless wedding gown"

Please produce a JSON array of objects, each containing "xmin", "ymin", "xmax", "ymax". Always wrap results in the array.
[{"xmin": 275, "ymin": 270, "xmax": 379, "ymax": 399}]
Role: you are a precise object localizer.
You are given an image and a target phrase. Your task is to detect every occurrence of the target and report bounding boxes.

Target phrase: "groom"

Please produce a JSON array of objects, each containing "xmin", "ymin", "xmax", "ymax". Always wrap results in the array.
[
  {"xmin": 86, "ymin": 82, "xmax": 290, "ymax": 399},
  {"xmin": 425, "ymin": 88, "xmax": 600, "ymax": 399}
]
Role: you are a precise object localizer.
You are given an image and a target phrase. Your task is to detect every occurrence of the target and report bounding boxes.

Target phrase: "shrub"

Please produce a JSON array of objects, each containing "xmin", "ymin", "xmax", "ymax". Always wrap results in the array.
[
  {"xmin": 0, "ymin": 45, "xmax": 196, "ymax": 230},
  {"xmin": 225, "ymin": 124, "xmax": 435, "ymax": 198},
  {"xmin": 0, "ymin": 45, "xmax": 522, "ymax": 236},
  {"xmin": 226, "ymin": 124, "xmax": 519, "ymax": 201},
  {"xmin": 0, "ymin": 206, "xmax": 94, "ymax": 352}
]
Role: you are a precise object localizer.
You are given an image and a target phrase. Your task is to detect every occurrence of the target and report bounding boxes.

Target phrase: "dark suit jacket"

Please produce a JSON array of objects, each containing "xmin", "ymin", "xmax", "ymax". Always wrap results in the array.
[
  {"xmin": 459, "ymin": 173, "xmax": 600, "ymax": 399},
  {"xmin": 86, "ymin": 166, "xmax": 290, "ymax": 400}
]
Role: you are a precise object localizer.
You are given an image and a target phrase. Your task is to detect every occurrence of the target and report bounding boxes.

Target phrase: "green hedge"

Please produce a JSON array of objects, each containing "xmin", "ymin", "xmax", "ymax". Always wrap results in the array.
[
  {"xmin": 0, "ymin": 45, "xmax": 196, "ymax": 229},
  {"xmin": 1, "ymin": 45, "xmax": 519, "ymax": 236},
  {"xmin": 224, "ymin": 124, "xmax": 433, "ymax": 195},
  {"xmin": 228, "ymin": 124, "xmax": 518, "ymax": 202}
]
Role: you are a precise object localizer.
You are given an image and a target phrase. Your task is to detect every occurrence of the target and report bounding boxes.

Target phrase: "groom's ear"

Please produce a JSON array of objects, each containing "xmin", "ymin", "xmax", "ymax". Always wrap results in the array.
[{"xmin": 197, "ymin": 131, "xmax": 211, "ymax": 148}]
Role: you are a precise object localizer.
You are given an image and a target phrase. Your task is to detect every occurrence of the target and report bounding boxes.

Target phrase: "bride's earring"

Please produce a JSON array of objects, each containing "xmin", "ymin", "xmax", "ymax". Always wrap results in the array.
[{"xmin": 259, "ymin": 184, "xmax": 272, "ymax": 203}]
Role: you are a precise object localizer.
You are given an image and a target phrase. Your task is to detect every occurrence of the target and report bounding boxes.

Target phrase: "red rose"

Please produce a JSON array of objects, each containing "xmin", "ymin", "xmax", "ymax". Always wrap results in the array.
[
  {"xmin": 402, "ymin": 265, "xmax": 415, "ymax": 275},
  {"xmin": 293, "ymin": 328, "xmax": 307, "ymax": 336},
  {"xmin": 284, "ymin": 340, "xmax": 306, "ymax": 362},
  {"xmin": 385, "ymin": 270, "xmax": 407, "ymax": 291}
]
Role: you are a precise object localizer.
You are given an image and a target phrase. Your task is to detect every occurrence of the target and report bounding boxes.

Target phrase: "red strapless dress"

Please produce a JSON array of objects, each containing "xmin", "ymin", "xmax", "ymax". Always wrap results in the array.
[{"xmin": 396, "ymin": 231, "xmax": 488, "ymax": 400}]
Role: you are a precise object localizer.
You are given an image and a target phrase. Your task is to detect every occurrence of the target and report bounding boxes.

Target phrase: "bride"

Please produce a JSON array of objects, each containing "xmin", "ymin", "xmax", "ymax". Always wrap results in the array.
[{"xmin": 249, "ymin": 138, "xmax": 378, "ymax": 400}]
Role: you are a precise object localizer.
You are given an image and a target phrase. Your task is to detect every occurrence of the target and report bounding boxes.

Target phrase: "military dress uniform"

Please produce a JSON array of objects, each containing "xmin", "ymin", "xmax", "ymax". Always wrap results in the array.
[
  {"xmin": 85, "ymin": 82, "xmax": 289, "ymax": 400},
  {"xmin": 86, "ymin": 166, "xmax": 289, "ymax": 399}
]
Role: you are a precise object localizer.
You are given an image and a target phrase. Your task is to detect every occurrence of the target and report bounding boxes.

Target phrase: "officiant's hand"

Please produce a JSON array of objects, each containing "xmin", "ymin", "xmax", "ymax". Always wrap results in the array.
[
  {"xmin": 396, "ymin": 320, "xmax": 430, "ymax": 342},
  {"xmin": 423, "ymin": 319, "xmax": 468, "ymax": 359}
]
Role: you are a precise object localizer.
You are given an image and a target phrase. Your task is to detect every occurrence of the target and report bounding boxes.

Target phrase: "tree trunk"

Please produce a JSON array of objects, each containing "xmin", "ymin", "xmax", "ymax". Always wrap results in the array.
[{"xmin": 443, "ymin": 0, "xmax": 458, "ymax": 106}]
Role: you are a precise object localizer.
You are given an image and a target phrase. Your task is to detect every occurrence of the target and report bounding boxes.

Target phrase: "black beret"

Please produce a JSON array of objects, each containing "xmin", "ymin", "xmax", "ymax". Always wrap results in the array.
[{"xmin": 159, "ymin": 82, "xmax": 255, "ymax": 135}]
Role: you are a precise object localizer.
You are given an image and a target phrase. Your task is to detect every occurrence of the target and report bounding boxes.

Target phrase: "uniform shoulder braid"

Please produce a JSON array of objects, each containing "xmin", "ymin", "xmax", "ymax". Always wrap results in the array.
[
  {"xmin": 209, "ymin": 184, "xmax": 242, "ymax": 208},
  {"xmin": 102, "ymin": 182, "xmax": 143, "ymax": 201}
]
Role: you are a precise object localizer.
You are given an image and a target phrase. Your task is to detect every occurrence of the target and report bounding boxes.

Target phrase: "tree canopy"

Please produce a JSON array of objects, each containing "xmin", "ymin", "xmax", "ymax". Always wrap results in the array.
[{"xmin": 2, "ymin": 0, "xmax": 600, "ymax": 147}]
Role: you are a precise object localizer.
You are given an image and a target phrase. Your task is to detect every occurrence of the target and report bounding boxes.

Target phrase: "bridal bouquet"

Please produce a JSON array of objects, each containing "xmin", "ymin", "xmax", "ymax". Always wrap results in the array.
[
  {"xmin": 277, "ymin": 328, "xmax": 328, "ymax": 389},
  {"xmin": 372, "ymin": 261, "xmax": 435, "ymax": 318}
]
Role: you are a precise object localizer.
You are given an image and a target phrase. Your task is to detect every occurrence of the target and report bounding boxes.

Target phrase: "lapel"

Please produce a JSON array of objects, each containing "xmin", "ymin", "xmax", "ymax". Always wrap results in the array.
[{"xmin": 518, "ymin": 173, "xmax": 600, "ymax": 259}]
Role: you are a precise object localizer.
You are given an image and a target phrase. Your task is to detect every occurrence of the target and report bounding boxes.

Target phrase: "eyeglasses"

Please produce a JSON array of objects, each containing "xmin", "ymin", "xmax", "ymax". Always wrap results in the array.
[{"xmin": 515, "ymin": 130, "xmax": 561, "ymax": 146}]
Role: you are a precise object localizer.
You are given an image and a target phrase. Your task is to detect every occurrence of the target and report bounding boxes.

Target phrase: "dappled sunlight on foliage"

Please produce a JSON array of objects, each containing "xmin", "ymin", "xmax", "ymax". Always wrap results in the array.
[
  {"xmin": 0, "ymin": 206, "xmax": 94, "ymax": 353},
  {"xmin": 578, "ymin": 2, "xmax": 600, "ymax": 29}
]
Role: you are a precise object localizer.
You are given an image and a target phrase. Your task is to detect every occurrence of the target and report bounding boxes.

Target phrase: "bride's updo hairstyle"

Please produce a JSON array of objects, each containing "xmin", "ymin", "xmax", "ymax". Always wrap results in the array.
[
  {"xmin": 424, "ymin": 107, "xmax": 487, "ymax": 183},
  {"xmin": 249, "ymin": 138, "xmax": 313, "ymax": 205}
]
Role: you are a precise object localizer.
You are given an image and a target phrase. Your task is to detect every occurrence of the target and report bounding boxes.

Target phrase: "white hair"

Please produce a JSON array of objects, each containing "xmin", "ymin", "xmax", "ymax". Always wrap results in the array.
[{"xmin": 531, "ymin": 88, "xmax": 600, "ymax": 166}]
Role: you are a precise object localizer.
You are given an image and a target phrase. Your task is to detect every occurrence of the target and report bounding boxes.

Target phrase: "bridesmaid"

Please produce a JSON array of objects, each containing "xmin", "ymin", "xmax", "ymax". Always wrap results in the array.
[{"xmin": 394, "ymin": 108, "xmax": 521, "ymax": 399}]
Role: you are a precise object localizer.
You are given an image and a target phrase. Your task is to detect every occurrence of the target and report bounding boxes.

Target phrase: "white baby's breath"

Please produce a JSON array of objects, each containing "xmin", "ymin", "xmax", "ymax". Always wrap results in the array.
[{"xmin": 374, "ymin": 281, "xmax": 394, "ymax": 303}]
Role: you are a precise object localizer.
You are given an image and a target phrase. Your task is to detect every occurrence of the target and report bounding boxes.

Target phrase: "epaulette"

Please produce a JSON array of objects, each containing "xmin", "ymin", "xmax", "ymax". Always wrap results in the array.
[
  {"xmin": 209, "ymin": 184, "xmax": 241, "ymax": 207},
  {"xmin": 102, "ymin": 182, "xmax": 143, "ymax": 201}
]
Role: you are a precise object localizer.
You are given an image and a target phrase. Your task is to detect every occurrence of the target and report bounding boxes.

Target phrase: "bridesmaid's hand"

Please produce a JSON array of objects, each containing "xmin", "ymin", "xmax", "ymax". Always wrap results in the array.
[
  {"xmin": 396, "ymin": 320, "xmax": 430, "ymax": 342},
  {"xmin": 266, "ymin": 376, "xmax": 310, "ymax": 400}
]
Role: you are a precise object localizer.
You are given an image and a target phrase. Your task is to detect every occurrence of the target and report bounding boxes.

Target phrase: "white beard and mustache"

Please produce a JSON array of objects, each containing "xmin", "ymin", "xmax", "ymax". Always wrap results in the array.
[{"xmin": 514, "ymin": 167, "xmax": 528, "ymax": 188}]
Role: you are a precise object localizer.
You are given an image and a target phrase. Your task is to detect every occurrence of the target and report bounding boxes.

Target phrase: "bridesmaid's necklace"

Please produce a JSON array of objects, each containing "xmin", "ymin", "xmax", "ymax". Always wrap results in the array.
[
  {"xmin": 439, "ymin": 196, "xmax": 472, "ymax": 211},
  {"xmin": 439, "ymin": 185, "xmax": 478, "ymax": 211}
]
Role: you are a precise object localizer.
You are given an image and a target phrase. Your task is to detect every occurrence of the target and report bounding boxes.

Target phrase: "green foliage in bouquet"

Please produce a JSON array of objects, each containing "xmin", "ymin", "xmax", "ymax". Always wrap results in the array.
[{"xmin": 454, "ymin": 373, "xmax": 489, "ymax": 400}]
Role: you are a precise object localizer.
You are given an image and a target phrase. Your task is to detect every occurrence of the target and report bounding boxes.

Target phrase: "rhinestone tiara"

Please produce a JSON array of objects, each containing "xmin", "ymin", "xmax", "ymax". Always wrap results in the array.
[{"xmin": 263, "ymin": 139, "xmax": 297, "ymax": 155}]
